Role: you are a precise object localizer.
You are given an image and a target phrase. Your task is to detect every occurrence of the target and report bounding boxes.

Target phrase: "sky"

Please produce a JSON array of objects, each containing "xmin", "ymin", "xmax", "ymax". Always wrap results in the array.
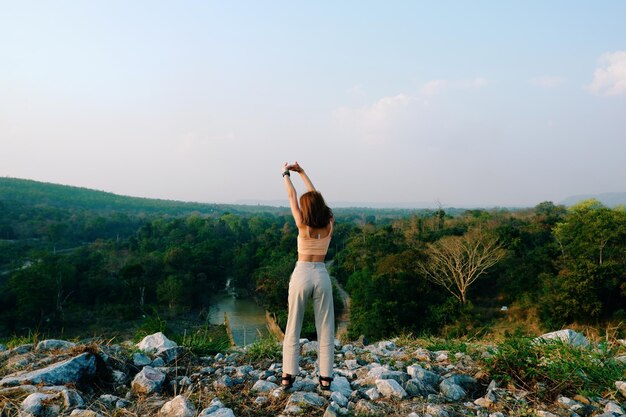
[{"xmin": 1, "ymin": 1, "xmax": 625, "ymax": 208}]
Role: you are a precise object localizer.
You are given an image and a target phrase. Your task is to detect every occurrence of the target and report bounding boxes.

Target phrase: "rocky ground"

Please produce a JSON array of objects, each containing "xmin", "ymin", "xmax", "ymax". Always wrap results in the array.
[{"xmin": 0, "ymin": 330, "xmax": 624, "ymax": 417}]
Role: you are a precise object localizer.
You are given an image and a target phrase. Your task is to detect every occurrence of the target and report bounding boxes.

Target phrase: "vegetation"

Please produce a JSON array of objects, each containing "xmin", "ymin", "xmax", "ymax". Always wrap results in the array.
[{"xmin": 1, "ymin": 177, "xmax": 625, "ymax": 346}]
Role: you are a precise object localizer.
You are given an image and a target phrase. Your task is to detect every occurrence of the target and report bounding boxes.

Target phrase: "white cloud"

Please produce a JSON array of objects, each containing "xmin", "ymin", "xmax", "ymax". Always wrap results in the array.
[
  {"xmin": 529, "ymin": 76, "xmax": 566, "ymax": 88},
  {"xmin": 588, "ymin": 51, "xmax": 626, "ymax": 96},
  {"xmin": 335, "ymin": 93, "xmax": 420, "ymax": 144},
  {"xmin": 420, "ymin": 78, "xmax": 488, "ymax": 95},
  {"xmin": 421, "ymin": 80, "xmax": 447, "ymax": 96}
]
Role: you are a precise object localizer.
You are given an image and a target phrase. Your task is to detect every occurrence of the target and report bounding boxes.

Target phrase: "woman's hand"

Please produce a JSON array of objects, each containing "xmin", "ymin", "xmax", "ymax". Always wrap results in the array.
[{"xmin": 287, "ymin": 161, "xmax": 303, "ymax": 173}]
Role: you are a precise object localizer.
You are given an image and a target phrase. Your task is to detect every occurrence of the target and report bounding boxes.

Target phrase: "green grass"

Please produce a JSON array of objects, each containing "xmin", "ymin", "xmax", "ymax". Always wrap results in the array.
[
  {"xmin": 484, "ymin": 336, "xmax": 626, "ymax": 400},
  {"xmin": 244, "ymin": 335, "xmax": 282, "ymax": 362},
  {"xmin": 1, "ymin": 329, "xmax": 41, "ymax": 349},
  {"xmin": 175, "ymin": 324, "xmax": 231, "ymax": 355}
]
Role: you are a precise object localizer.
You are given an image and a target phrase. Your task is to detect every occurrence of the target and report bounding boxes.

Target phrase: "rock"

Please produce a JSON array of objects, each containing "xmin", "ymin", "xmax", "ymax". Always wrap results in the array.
[
  {"xmin": 604, "ymin": 401, "xmax": 625, "ymax": 415},
  {"xmin": 302, "ymin": 341, "xmax": 318, "ymax": 355},
  {"xmin": 133, "ymin": 352, "xmax": 152, "ymax": 367},
  {"xmin": 131, "ymin": 366, "xmax": 166, "ymax": 395},
  {"xmin": 159, "ymin": 347, "xmax": 186, "ymax": 364},
  {"xmin": 354, "ymin": 399, "xmax": 380, "ymax": 415},
  {"xmin": 254, "ymin": 396, "xmax": 268, "ymax": 404},
  {"xmin": 0, "ymin": 385, "xmax": 38, "ymax": 396},
  {"xmin": 198, "ymin": 408, "xmax": 236, "ymax": 417},
  {"xmin": 158, "ymin": 395, "xmax": 196, "ymax": 417},
  {"xmin": 0, "ymin": 352, "xmax": 96, "ymax": 387},
  {"xmin": 426, "ymin": 404, "xmax": 450, "ymax": 417},
  {"xmin": 414, "ymin": 348, "xmax": 432, "ymax": 362},
  {"xmin": 69, "ymin": 411, "xmax": 105, "ymax": 417},
  {"xmin": 616, "ymin": 381, "xmax": 626, "ymax": 397},
  {"xmin": 21, "ymin": 392, "xmax": 60, "ymax": 416},
  {"xmin": 137, "ymin": 332, "xmax": 178, "ymax": 354},
  {"xmin": 98, "ymin": 394, "xmax": 123, "ymax": 409},
  {"xmin": 213, "ymin": 375, "xmax": 235, "ymax": 389},
  {"xmin": 5, "ymin": 352, "xmax": 35, "ymax": 371},
  {"xmin": 151, "ymin": 357, "xmax": 166, "ymax": 367},
  {"xmin": 375, "ymin": 379, "xmax": 408, "ymax": 399},
  {"xmin": 407, "ymin": 364, "xmax": 441, "ymax": 387},
  {"xmin": 0, "ymin": 343, "xmax": 6, "ymax": 352},
  {"xmin": 330, "ymin": 391, "xmax": 349, "ymax": 408},
  {"xmin": 287, "ymin": 392, "xmax": 326, "ymax": 408},
  {"xmin": 405, "ymin": 378, "xmax": 435, "ymax": 397},
  {"xmin": 35, "ymin": 340, "xmax": 76, "ymax": 352},
  {"xmin": 615, "ymin": 355, "xmax": 626, "ymax": 364},
  {"xmin": 536, "ymin": 411, "xmax": 559, "ymax": 417},
  {"xmin": 252, "ymin": 380, "xmax": 279, "ymax": 393},
  {"xmin": 329, "ymin": 376, "xmax": 352, "ymax": 398},
  {"xmin": 0, "ymin": 344, "xmax": 32, "ymax": 361},
  {"xmin": 292, "ymin": 378, "xmax": 317, "ymax": 392},
  {"xmin": 364, "ymin": 387, "xmax": 380, "ymax": 400},
  {"xmin": 61, "ymin": 388, "xmax": 85, "ymax": 409},
  {"xmin": 324, "ymin": 404, "xmax": 340, "ymax": 417},
  {"xmin": 439, "ymin": 378, "xmax": 466, "ymax": 401},
  {"xmin": 535, "ymin": 329, "xmax": 589, "ymax": 347}
]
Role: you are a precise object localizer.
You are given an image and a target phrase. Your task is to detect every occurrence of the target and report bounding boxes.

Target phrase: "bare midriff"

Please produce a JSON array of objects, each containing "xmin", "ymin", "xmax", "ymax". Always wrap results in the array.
[{"xmin": 298, "ymin": 254, "xmax": 326, "ymax": 262}]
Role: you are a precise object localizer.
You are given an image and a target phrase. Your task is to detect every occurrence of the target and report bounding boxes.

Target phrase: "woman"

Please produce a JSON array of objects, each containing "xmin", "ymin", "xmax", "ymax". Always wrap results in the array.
[{"xmin": 281, "ymin": 161, "xmax": 335, "ymax": 391}]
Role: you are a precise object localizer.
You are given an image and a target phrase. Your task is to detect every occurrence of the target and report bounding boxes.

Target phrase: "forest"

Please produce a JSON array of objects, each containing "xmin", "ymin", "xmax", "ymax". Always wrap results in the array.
[{"xmin": 1, "ymin": 177, "xmax": 625, "ymax": 341}]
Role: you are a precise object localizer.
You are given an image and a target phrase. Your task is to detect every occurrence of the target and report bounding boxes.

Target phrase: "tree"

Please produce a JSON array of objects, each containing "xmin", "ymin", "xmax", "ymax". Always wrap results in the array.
[{"xmin": 419, "ymin": 228, "xmax": 506, "ymax": 304}]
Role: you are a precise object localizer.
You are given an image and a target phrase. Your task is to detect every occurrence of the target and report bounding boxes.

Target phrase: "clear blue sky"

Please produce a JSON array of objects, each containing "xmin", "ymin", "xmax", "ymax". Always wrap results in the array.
[{"xmin": 1, "ymin": 1, "xmax": 625, "ymax": 207}]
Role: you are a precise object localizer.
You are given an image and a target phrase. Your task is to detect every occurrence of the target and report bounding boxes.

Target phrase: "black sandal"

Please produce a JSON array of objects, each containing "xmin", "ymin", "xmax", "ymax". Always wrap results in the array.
[
  {"xmin": 319, "ymin": 375, "xmax": 333, "ymax": 391},
  {"xmin": 281, "ymin": 374, "xmax": 294, "ymax": 389}
]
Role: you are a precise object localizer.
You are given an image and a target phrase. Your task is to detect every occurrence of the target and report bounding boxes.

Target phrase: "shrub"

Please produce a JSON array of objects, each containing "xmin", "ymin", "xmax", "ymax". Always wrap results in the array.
[
  {"xmin": 485, "ymin": 336, "xmax": 625, "ymax": 399},
  {"xmin": 244, "ymin": 335, "xmax": 282, "ymax": 362}
]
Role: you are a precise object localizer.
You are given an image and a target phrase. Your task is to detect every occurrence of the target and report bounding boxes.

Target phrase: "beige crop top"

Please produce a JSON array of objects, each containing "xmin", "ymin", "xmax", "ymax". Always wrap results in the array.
[{"xmin": 297, "ymin": 220, "xmax": 333, "ymax": 256}]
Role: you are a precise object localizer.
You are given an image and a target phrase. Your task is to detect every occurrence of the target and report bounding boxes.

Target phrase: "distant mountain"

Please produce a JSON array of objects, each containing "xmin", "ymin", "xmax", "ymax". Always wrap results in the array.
[
  {"xmin": 560, "ymin": 192, "xmax": 626, "ymax": 207},
  {"xmin": 0, "ymin": 177, "xmax": 282, "ymax": 216}
]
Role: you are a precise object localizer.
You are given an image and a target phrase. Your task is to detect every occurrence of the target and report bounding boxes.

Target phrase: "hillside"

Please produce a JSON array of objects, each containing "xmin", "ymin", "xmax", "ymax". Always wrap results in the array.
[{"xmin": 0, "ymin": 177, "xmax": 286, "ymax": 216}]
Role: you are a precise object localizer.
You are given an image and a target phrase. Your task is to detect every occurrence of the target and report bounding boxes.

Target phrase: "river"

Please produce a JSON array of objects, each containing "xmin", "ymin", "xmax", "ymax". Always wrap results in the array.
[{"xmin": 208, "ymin": 282, "xmax": 269, "ymax": 346}]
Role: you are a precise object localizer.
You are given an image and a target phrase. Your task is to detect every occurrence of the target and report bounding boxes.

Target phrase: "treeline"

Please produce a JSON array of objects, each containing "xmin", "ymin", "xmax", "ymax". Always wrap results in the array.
[
  {"xmin": 333, "ymin": 200, "xmax": 626, "ymax": 340},
  {"xmin": 1, "ymin": 177, "xmax": 624, "ymax": 342}
]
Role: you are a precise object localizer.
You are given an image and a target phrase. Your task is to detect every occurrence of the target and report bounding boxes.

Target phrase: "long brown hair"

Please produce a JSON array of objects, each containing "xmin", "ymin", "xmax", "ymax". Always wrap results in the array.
[{"xmin": 300, "ymin": 191, "xmax": 333, "ymax": 228}]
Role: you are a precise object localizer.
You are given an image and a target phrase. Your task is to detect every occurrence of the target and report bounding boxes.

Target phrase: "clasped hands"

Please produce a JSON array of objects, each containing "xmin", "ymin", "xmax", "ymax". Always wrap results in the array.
[{"xmin": 282, "ymin": 161, "xmax": 303, "ymax": 174}]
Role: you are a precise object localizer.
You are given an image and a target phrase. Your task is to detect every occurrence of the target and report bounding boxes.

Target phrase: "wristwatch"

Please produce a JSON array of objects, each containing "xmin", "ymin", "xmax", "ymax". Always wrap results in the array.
[{"xmin": 282, "ymin": 170, "xmax": 290, "ymax": 177}]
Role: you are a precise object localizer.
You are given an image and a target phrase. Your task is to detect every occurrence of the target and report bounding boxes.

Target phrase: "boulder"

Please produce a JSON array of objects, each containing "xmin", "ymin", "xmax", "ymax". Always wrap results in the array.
[
  {"xmin": 132, "ymin": 352, "xmax": 152, "ymax": 367},
  {"xmin": 158, "ymin": 395, "xmax": 196, "ymax": 417},
  {"xmin": 287, "ymin": 391, "xmax": 326, "ymax": 408},
  {"xmin": 21, "ymin": 392, "xmax": 60, "ymax": 416},
  {"xmin": 131, "ymin": 366, "xmax": 166, "ymax": 395},
  {"xmin": 137, "ymin": 332, "xmax": 177, "ymax": 354},
  {"xmin": 375, "ymin": 379, "xmax": 408, "ymax": 399},
  {"xmin": 69, "ymin": 411, "xmax": 105, "ymax": 417},
  {"xmin": 439, "ymin": 378, "xmax": 466, "ymax": 401},
  {"xmin": 329, "ymin": 376, "xmax": 352, "ymax": 398},
  {"xmin": 252, "ymin": 380, "xmax": 279, "ymax": 392},
  {"xmin": 535, "ymin": 329, "xmax": 589, "ymax": 347},
  {"xmin": 36, "ymin": 340, "xmax": 77, "ymax": 352},
  {"xmin": 0, "ymin": 352, "xmax": 96, "ymax": 387}
]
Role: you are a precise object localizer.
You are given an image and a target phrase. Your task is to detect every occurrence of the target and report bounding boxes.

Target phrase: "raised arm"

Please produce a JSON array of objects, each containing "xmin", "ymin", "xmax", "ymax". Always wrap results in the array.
[
  {"xmin": 289, "ymin": 161, "xmax": 316, "ymax": 192},
  {"xmin": 282, "ymin": 163, "xmax": 304, "ymax": 227}
]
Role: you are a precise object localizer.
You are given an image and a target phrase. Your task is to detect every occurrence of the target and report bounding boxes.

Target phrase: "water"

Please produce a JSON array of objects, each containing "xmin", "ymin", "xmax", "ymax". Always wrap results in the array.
[{"xmin": 208, "ymin": 286, "xmax": 269, "ymax": 346}]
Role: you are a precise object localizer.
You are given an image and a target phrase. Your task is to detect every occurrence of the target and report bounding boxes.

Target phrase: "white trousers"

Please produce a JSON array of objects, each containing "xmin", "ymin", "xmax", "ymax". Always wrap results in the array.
[{"xmin": 282, "ymin": 261, "xmax": 335, "ymax": 377}]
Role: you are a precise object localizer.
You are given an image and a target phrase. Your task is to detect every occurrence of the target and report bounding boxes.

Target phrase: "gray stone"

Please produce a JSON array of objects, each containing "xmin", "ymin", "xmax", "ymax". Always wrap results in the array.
[
  {"xmin": 407, "ymin": 364, "xmax": 441, "ymax": 387},
  {"xmin": 330, "ymin": 391, "xmax": 348, "ymax": 408},
  {"xmin": 69, "ymin": 411, "xmax": 105, "ymax": 417},
  {"xmin": 131, "ymin": 366, "xmax": 166, "ymax": 395},
  {"xmin": 35, "ymin": 340, "xmax": 76, "ymax": 352},
  {"xmin": 5, "ymin": 352, "xmax": 35, "ymax": 371},
  {"xmin": 151, "ymin": 357, "xmax": 166, "ymax": 367},
  {"xmin": 329, "ymin": 376, "xmax": 352, "ymax": 398},
  {"xmin": 448, "ymin": 374, "xmax": 477, "ymax": 390},
  {"xmin": 375, "ymin": 378, "xmax": 408, "ymax": 399},
  {"xmin": 61, "ymin": 389, "xmax": 84, "ymax": 409},
  {"xmin": 414, "ymin": 348, "xmax": 432, "ymax": 361},
  {"xmin": 287, "ymin": 392, "xmax": 326, "ymax": 408},
  {"xmin": 132, "ymin": 352, "xmax": 152, "ymax": 367},
  {"xmin": 604, "ymin": 402, "xmax": 625, "ymax": 415},
  {"xmin": 0, "ymin": 344, "xmax": 32, "ymax": 361},
  {"xmin": 363, "ymin": 387, "xmax": 380, "ymax": 400},
  {"xmin": 439, "ymin": 378, "xmax": 466, "ymax": 401},
  {"xmin": 198, "ymin": 408, "xmax": 236, "ymax": 417},
  {"xmin": 536, "ymin": 411, "xmax": 559, "ymax": 417},
  {"xmin": 292, "ymin": 378, "xmax": 317, "ymax": 392},
  {"xmin": 252, "ymin": 380, "xmax": 279, "ymax": 392},
  {"xmin": 535, "ymin": 329, "xmax": 589, "ymax": 347},
  {"xmin": 354, "ymin": 399, "xmax": 380, "ymax": 415},
  {"xmin": 159, "ymin": 346, "xmax": 186, "ymax": 364},
  {"xmin": 98, "ymin": 394, "xmax": 122, "ymax": 409},
  {"xmin": 21, "ymin": 392, "xmax": 60, "ymax": 416},
  {"xmin": 0, "ymin": 352, "xmax": 96, "ymax": 387},
  {"xmin": 137, "ymin": 332, "xmax": 178, "ymax": 354},
  {"xmin": 324, "ymin": 404, "xmax": 341, "ymax": 417},
  {"xmin": 158, "ymin": 395, "xmax": 196, "ymax": 417},
  {"xmin": 213, "ymin": 375, "xmax": 235, "ymax": 389},
  {"xmin": 0, "ymin": 385, "xmax": 37, "ymax": 396},
  {"xmin": 111, "ymin": 370, "xmax": 128, "ymax": 385},
  {"xmin": 302, "ymin": 341, "xmax": 318, "ymax": 355},
  {"xmin": 616, "ymin": 381, "xmax": 626, "ymax": 397},
  {"xmin": 254, "ymin": 396, "xmax": 268, "ymax": 404},
  {"xmin": 0, "ymin": 343, "xmax": 6, "ymax": 352},
  {"xmin": 426, "ymin": 404, "xmax": 450, "ymax": 417},
  {"xmin": 405, "ymin": 378, "xmax": 435, "ymax": 397}
]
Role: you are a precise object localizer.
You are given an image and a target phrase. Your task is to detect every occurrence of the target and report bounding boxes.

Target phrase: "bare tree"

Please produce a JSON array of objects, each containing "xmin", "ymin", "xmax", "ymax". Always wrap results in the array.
[{"xmin": 418, "ymin": 228, "xmax": 506, "ymax": 304}]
